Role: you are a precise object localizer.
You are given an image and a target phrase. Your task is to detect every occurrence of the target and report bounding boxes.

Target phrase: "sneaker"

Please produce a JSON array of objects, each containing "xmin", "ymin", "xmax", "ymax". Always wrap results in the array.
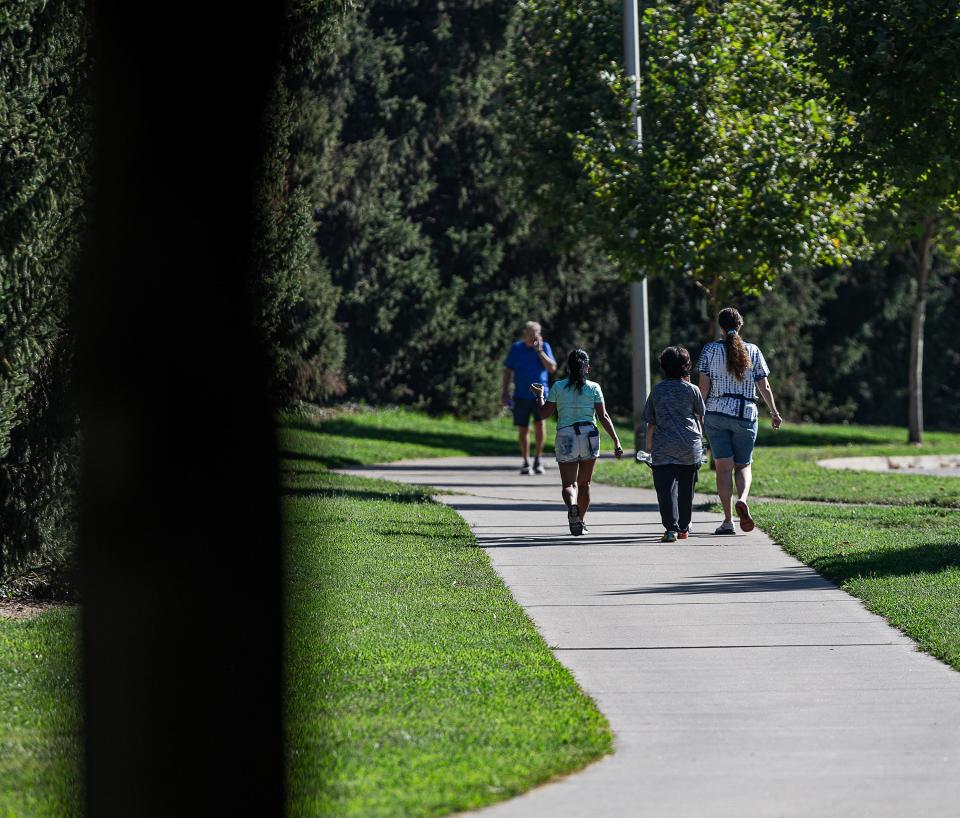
[
  {"xmin": 661, "ymin": 530, "xmax": 678, "ymax": 543},
  {"xmin": 520, "ymin": 462, "xmax": 531, "ymax": 475},
  {"xmin": 533, "ymin": 460, "xmax": 545, "ymax": 475},
  {"xmin": 714, "ymin": 520, "xmax": 736, "ymax": 535},
  {"xmin": 580, "ymin": 523, "xmax": 590, "ymax": 535},
  {"xmin": 567, "ymin": 506, "xmax": 583, "ymax": 536},
  {"xmin": 678, "ymin": 530, "xmax": 689, "ymax": 540},
  {"xmin": 735, "ymin": 500, "xmax": 755, "ymax": 532}
]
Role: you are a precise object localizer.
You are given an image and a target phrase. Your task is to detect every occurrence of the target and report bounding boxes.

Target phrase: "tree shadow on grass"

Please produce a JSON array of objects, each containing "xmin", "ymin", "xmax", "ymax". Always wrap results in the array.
[
  {"xmin": 281, "ymin": 417, "xmax": 522, "ymax": 457},
  {"xmin": 279, "ymin": 449, "xmax": 364, "ymax": 469},
  {"xmin": 808, "ymin": 542, "xmax": 960, "ymax": 585},
  {"xmin": 755, "ymin": 427, "xmax": 889, "ymax": 448},
  {"xmin": 282, "ymin": 486, "xmax": 433, "ymax": 504}
]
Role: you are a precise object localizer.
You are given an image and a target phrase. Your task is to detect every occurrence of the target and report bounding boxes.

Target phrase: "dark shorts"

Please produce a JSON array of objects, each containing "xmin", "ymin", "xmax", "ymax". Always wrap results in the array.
[{"xmin": 512, "ymin": 398, "xmax": 544, "ymax": 427}]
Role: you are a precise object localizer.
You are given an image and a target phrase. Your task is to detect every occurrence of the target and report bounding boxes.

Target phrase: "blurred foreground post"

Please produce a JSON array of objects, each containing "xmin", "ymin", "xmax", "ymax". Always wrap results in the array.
[
  {"xmin": 76, "ymin": 5, "xmax": 285, "ymax": 816},
  {"xmin": 624, "ymin": 0, "xmax": 651, "ymax": 450}
]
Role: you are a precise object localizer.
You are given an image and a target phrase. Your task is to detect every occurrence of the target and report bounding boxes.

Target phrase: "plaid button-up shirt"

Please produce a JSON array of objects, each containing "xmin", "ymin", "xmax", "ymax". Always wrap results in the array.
[{"xmin": 696, "ymin": 340, "xmax": 770, "ymax": 421}]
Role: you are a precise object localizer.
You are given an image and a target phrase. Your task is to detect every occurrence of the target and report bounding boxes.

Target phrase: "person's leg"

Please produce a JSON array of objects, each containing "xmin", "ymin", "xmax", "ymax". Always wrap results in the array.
[
  {"xmin": 734, "ymin": 464, "xmax": 753, "ymax": 503},
  {"xmin": 559, "ymin": 461, "xmax": 579, "ymax": 509},
  {"xmin": 652, "ymin": 465, "xmax": 680, "ymax": 531},
  {"xmin": 518, "ymin": 426, "xmax": 530, "ymax": 463},
  {"xmin": 575, "ymin": 457, "xmax": 597, "ymax": 521},
  {"xmin": 703, "ymin": 415, "xmax": 735, "ymax": 525},
  {"xmin": 678, "ymin": 465, "xmax": 697, "ymax": 532},
  {"xmin": 731, "ymin": 418, "xmax": 758, "ymax": 531},
  {"xmin": 715, "ymin": 457, "xmax": 735, "ymax": 522},
  {"xmin": 533, "ymin": 419, "xmax": 546, "ymax": 461}
]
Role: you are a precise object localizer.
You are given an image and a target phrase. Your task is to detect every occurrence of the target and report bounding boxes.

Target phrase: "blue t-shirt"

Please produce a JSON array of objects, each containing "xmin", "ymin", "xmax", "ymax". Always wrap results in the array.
[{"xmin": 504, "ymin": 340, "xmax": 554, "ymax": 399}]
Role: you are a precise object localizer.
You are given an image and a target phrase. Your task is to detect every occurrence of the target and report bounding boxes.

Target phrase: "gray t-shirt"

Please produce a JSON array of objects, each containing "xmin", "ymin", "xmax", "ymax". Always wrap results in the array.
[{"xmin": 642, "ymin": 379, "xmax": 706, "ymax": 466}]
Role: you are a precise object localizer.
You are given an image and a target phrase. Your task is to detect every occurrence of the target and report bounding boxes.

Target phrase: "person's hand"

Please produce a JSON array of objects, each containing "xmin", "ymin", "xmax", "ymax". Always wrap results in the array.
[
  {"xmin": 533, "ymin": 335, "xmax": 543, "ymax": 353},
  {"xmin": 614, "ymin": 443, "xmax": 624, "ymax": 458},
  {"xmin": 502, "ymin": 391, "xmax": 512, "ymax": 408},
  {"xmin": 529, "ymin": 383, "xmax": 544, "ymax": 399},
  {"xmin": 771, "ymin": 412, "xmax": 783, "ymax": 430}
]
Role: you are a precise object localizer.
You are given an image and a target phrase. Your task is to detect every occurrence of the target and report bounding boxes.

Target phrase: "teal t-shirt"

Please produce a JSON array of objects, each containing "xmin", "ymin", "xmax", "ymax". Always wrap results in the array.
[{"xmin": 552, "ymin": 378, "xmax": 604, "ymax": 428}]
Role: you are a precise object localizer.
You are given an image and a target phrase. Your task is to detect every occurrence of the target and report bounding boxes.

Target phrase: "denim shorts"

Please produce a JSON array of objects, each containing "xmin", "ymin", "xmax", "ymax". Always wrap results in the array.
[
  {"xmin": 555, "ymin": 423, "xmax": 600, "ymax": 463},
  {"xmin": 703, "ymin": 412, "xmax": 758, "ymax": 465}
]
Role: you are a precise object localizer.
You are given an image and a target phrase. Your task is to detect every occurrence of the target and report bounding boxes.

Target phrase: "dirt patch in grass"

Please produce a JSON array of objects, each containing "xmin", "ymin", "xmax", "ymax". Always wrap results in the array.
[{"xmin": 0, "ymin": 599, "xmax": 76, "ymax": 620}]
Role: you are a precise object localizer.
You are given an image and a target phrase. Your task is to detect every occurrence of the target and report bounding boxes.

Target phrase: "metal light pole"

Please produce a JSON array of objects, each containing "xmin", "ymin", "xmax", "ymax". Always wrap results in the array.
[{"xmin": 624, "ymin": 0, "xmax": 651, "ymax": 451}]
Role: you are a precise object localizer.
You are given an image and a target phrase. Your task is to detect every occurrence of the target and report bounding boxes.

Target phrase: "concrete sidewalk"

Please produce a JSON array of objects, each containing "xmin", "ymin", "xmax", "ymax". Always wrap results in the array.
[{"xmin": 341, "ymin": 456, "xmax": 960, "ymax": 818}]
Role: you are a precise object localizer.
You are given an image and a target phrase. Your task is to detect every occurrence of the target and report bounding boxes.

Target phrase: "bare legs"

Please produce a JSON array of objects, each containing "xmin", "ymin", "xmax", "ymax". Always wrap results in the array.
[
  {"xmin": 533, "ymin": 420, "xmax": 545, "ymax": 460},
  {"xmin": 734, "ymin": 463, "xmax": 752, "ymax": 504},
  {"xmin": 577, "ymin": 458, "xmax": 596, "ymax": 520},
  {"xmin": 518, "ymin": 420, "xmax": 545, "ymax": 463},
  {"xmin": 715, "ymin": 457, "xmax": 752, "ymax": 523},
  {"xmin": 559, "ymin": 458, "xmax": 597, "ymax": 522}
]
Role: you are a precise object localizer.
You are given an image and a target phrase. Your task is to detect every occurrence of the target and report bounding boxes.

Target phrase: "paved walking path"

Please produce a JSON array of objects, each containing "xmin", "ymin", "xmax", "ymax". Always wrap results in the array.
[{"xmin": 342, "ymin": 456, "xmax": 960, "ymax": 818}]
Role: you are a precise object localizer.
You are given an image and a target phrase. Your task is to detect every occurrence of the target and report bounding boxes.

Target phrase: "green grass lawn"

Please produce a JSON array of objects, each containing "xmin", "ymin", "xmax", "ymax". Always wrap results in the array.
[
  {"xmin": 595, "ymin": 422, "xmax": 960, "ymax": 507},
  {"xmin": 284, "ymin": 468, "xmax": 612, "ymax": 817},
  {"xmin": 0, "ymin": 610, "xmax": 80, "ymax": 818},
  {"xmin": 755, "ymin": 502, "xmax": 960, "ymax": 671},
  {"xmin": 279, "ymin": 407, "xmax": 537, "ymax": 467}
]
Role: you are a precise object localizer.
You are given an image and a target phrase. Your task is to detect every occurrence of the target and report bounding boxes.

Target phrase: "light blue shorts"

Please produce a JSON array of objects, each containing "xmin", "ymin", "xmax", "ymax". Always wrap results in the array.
[
  {"xmin": 555, "ymin": 423, "xmax": 600, "ymax": 463},
  {"xmin": 704, "ymin": 412, "xmax": 758, "ymax": 465}
]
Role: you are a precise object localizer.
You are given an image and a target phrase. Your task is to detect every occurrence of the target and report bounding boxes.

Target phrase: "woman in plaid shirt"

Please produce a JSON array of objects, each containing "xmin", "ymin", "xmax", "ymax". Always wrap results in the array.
[{"xmin": 697, "ymin": 307, "xmax": 783, "ymax": 535}]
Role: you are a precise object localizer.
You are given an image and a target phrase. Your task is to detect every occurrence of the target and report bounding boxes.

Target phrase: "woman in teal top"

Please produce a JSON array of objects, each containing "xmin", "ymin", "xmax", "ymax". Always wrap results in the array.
[{"xmin": 530, "ymin": 348, "xmax": 623, "ymax": 536}]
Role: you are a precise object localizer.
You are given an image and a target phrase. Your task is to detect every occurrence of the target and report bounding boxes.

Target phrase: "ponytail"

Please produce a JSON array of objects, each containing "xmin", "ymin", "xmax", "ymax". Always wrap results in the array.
[
  {"xmin": 718, "ymin": 307, "xmax": 750, "ymax": 381},
  {"xmin": 566, "ymin": 348, "xmax": 589, "ymax": 394}
]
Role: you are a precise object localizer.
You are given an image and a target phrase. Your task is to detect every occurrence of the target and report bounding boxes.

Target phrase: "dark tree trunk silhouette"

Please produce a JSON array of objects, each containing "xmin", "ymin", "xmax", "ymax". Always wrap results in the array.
[{"xmin": 76, "ymin": 5, "xmax": 285, "ymax": 816}]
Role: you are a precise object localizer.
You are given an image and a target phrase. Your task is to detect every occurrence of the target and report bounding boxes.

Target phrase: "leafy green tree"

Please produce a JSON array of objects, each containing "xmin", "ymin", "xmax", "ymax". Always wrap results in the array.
[
  {"xmin": 794, "ymin": 0, "xmax": 960, "ymax": 442},
  {"xmin": 291, "ymin": 0, "xmax": 615, "ymax": 418},
  {"xmin": 0, "ymin": 0, "xmax": 89, "ymax": 583},
  {"xmin": 251, "ymin": 1, "xmax": 346, "ymax": 406},
  {"xmin": 515, "ymin": 0, "xmax": 867, "ymax": 335}
]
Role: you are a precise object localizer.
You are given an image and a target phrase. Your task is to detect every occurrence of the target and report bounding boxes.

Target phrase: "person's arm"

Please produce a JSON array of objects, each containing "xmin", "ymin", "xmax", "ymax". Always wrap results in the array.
[
  {"xmin": 530, "ymin": 383, "xmax": 556, "ymax": 418},
  {"xmin": 501, "ymin": 368, "xmax": 513, "ymax": 406},
  {"xmin": 756, "ymin": 378, "xmax": 782, "ymax": 429},
  {"xmin": 534, "ymin": 337, "xmax": 557, "ymax": 373},
  {"xmin": 693, "ymin": 385, "xmax": 706, "ymax": 435},
  {"xmin": 645, "ymin": 422, "xmax": 655, "ymax": 453},
  {"xmin": 698, "ymin": 372, "xmax": 711, "ymax": 400},
  {"xmin": 595, "ymin": 402, "xmax": 623, "ymax": 457}
]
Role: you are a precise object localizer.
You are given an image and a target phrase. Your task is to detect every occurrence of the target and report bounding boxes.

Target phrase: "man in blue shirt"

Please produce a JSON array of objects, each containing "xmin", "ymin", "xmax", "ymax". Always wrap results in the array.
[{"xmin": 501, "ymin": 321, "xmax": 557, "ymax": 474}]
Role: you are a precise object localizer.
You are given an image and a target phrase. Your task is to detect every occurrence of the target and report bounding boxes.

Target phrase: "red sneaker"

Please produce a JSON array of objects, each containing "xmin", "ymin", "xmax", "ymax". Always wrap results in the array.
[
  {"xmin": 736, "ymin": 500, "xmax": 755, "ymax": 532},
  {"xmin": 678, "ymin": 530, "xmax": 689, "ymax": 540}
]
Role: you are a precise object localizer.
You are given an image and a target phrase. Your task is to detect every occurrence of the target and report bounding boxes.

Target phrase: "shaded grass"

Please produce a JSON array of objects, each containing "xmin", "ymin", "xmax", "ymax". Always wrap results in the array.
[
  {"xmin": 279, "ymin": 407, "xmax": 541, "ymax": 468},
  {"xmin": 594, "ymin": 423, "xmax": 960, "ymax": 507},
  {"xmin": 0, "ymin": 610, "xmax": 81, "ymax": 817},
  {"xmin": 284, "ymin": 470, "xmax": 612, "ymax": 817},
  {"xmin": 755, "ymin": 501, "xmax": 960, "ymax": 671}
]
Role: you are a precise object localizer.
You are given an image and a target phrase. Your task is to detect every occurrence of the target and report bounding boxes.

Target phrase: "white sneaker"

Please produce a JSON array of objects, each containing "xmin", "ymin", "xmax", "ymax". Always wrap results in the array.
[
  {"xmin": 520, "ymin": 463, "xmax": 531, "ymax": 475},
  {"xmin": 533, "ymin": 460, "xmax": 545, "ymax": 474},
  {"xmin": 714, "ymin": 520, "xmax": 736, "ymax": 535}
]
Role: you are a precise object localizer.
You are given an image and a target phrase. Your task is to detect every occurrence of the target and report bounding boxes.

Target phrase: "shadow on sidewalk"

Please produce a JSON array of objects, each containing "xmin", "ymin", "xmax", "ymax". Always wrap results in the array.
[{"xmin": 601, "ymin": 568, "xmax": 834, "ymax": 596}]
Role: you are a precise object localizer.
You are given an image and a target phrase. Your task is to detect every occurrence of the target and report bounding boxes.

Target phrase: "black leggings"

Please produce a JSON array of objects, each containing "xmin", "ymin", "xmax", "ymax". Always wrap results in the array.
[{"xmin": 652, "ymin": 464, "xmax": 699, "ymax": 532}]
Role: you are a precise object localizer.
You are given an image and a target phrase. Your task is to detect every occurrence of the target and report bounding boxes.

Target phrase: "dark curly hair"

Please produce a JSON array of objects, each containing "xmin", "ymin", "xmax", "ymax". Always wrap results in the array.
[{"xmin": 660, "ymin": 345, "xmax": 691, "ymax": 379}]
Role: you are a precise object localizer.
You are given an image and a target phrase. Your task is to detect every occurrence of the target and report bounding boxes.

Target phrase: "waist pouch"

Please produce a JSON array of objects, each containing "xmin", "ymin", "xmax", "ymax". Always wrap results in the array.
[{"xmin": 720, "ymin": 392, "xmax": 758, "ymax": 420}]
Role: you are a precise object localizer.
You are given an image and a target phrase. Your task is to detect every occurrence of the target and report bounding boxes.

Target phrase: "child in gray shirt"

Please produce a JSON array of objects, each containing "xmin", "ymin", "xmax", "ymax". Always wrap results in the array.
[{"xmin": 642, "ymin": 346, "xmax": 706, "ymax": 542}]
